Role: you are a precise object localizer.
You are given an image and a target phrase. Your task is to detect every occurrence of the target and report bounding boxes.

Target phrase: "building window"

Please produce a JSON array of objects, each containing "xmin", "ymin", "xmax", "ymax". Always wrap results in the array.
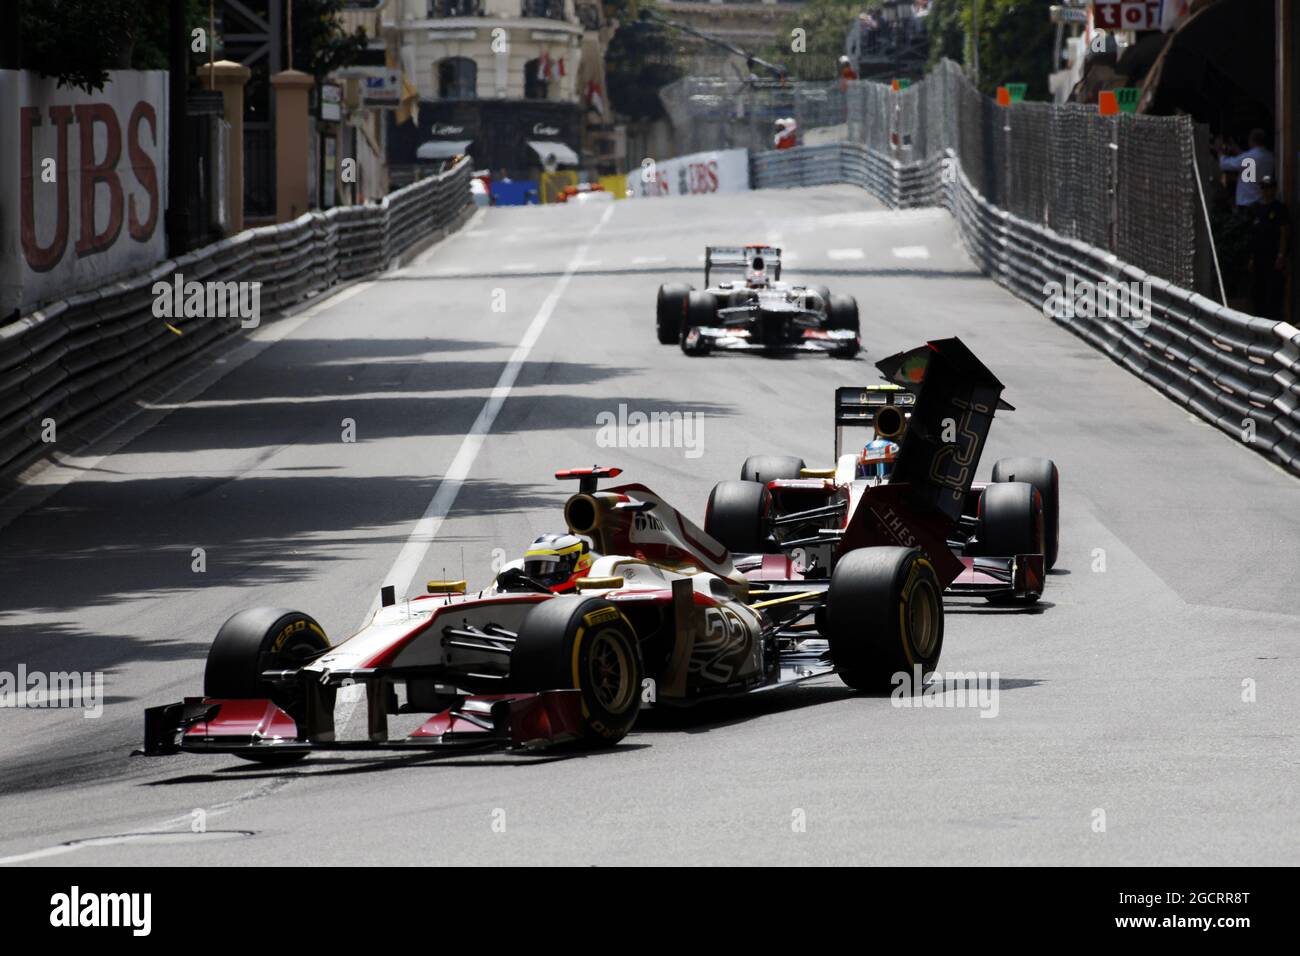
[
  {"xmin": 524, "ymin": 59, "xmax": 548, "ymax": 100},
  {"xmin": 438, "ymin": 57, "xmax": 477, "ymax": 100},
  {"xmin": 430, "ymin": 0, "xmax": 483, "ymax": 15},
  {"xmin": 521, "ymin": 0, "xmax": 566, "ymax": 20}
]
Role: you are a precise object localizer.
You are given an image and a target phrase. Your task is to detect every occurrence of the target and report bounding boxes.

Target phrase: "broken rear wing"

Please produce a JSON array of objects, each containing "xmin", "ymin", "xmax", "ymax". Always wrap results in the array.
[
  {"xmin": 878, "ymin": 338, "xmax": 1011, "ymax": 525},
  {"xmin": 704, "ymin": 245, "xmax": 782, "ymax": 285}
]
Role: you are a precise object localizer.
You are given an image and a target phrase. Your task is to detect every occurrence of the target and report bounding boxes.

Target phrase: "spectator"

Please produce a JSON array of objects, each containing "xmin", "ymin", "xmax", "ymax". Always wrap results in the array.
[
  {"xmin": 1217, "ymin": 129, "xmax": 1276, "ymax": 209},
  {"xmin": 839, "ymin": 55, "xmax": 858, "ymax": 92},
  {"xmin": 1247, "ymin": 174, "xmax": 1288, "ymax": 319},
  {"xmin": 774, "ymin": 118, "xmax": 797, "ymax": 150}
]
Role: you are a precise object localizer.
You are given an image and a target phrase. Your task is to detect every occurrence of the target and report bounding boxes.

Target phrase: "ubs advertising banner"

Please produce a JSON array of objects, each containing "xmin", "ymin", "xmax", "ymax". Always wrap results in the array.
[
  {"xmin": 0, "ymin": 70, "xmax": 169, "ymax": 317},
  {"xmin": 632, "ymin": 149, "xmax": 750, "ymax": 198}
]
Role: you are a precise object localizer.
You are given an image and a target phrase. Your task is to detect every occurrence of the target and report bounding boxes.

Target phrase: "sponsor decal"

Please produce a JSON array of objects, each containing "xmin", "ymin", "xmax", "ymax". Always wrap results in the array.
[{"xmin": 582, "ymin": 607, "xmax": 620, "ymax": 627}]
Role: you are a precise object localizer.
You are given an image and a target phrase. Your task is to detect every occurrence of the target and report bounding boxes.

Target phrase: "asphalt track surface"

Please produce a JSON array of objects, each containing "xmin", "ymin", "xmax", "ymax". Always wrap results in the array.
[{"xmin": 0, "ymin": 186, "xmax": 1296, "ymax": 866}]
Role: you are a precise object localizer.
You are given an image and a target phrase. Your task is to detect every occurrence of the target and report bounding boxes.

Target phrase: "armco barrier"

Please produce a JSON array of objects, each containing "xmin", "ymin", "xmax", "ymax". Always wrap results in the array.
[
  {"xmin": 749, "ymin": 142, "xmax": 1300, "ymax": 477},
  {"xmin": 0, "ymin": 159, "xmax": 473, "ymax": 477}
]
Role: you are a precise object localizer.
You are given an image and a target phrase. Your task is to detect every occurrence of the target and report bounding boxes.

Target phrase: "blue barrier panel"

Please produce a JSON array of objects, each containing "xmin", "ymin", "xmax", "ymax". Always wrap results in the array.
[{"xmin": 491, "ymin": 180, "xmax": 539, "ymax": 206}]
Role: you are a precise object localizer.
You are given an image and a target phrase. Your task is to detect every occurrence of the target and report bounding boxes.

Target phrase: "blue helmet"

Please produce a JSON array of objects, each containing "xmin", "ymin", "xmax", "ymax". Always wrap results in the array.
[{"xmin": 857, "ymin": 439, "xmax": 899, "ymax": 481}]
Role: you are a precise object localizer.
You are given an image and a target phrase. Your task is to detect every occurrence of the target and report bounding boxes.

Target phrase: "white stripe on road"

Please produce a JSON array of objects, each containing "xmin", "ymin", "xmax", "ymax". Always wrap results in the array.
[
  {"xmin": 827, "ymin": 248, "xmax": 864, "ymax": 260},
  {"xmin": 368, "ymin": 203, "xmax": 616, "ymax": 618},
  {"xmin": 892, "ymin": 245, "xmax": 931, "ymax": 260}
]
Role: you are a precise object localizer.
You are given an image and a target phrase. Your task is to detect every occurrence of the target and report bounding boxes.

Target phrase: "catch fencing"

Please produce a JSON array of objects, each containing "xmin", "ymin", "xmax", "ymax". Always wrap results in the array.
[
  {"xmin": 0, "ymin": 159, "xmax": 473, "ymax": 478},
  {"xmin": 749, "ymin": 63, "xmax": 1300, "ymax": 477},
  {"xmin": 659, "ymin": 77, "xmax": 847, "ymax": 156}
]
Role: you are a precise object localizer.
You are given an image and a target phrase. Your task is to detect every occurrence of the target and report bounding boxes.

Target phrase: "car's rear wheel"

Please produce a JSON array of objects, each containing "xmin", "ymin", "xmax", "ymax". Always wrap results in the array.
[
  {"xmin": 826, "ymin": 547, "xmax": 943, "ymax": 691},
  {"xmin": 680, "ymin": 291, "xmax": 717, "ymax": 356},
  {"xmin": 704, "ymin": 479, "xmax": 772, "ymax": 554},
  {"xmin": 656, "ymin": 283, "xmax": 691, "ymax": 345},
  {"xmin": 204, "ymin": 608, "xmax": 331, "ymax": 764},
  {"xmin": 827, "ymin": 293, "xmax": 860, "ymax": 358},
  {"xmin": 739, "ymin": 455, "xmax": 806, "ymax": 483},
  {"xmin": 510, "ymin": 597, "xmax": 643, "ymax": 746},
  {"xmin": 991, "ymin": 457, "xmax": 1060, "ymax": 569}
]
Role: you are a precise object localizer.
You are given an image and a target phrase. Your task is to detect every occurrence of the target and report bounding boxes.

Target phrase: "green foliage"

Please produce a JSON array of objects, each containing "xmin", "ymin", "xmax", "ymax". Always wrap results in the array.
[
  {"xmin": 605, "ymin": 1, "xmax": 682, "ymax": 121},
  {"xmin": 764, "ymin": 0, "xmax": 862, "ymax": 82},
  {"xmin": 926, "ymin": 0, "xmax": 1057, "ymax": 100},
  {"xmin": 20, "ymin": 0, "xmax": 365, "ymax": 93},
  {"xmin": 289, "ymin": 0, "xmax": 368, "ymax": 83},
  {"xmin": 21, "ymin": 0, "xmax": 181, "ymax": 92}
]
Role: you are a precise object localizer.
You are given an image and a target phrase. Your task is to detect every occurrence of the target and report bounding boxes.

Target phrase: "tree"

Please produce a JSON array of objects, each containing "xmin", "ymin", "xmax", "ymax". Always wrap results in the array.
[
  {"xmin": 20, "ymin": 0, "xmax": 197, "ymax": 93},
  {"xmin": 926, "ymin": 0, "xmax": 1058, "ymax": 100},
  {"xmin": 604, "ymin": 1, "xmax": 682, "ymax": 122},
  {"xmin": 19, "ymin": 1, "xmax": 366, "ymax": 94},
  {"xmin": 763, "ymin": 0, "xmax": 862, "ymax": 82},
  {"xmin": 287, "ymin": 0, "xmax": 368, "ymax": 83}
]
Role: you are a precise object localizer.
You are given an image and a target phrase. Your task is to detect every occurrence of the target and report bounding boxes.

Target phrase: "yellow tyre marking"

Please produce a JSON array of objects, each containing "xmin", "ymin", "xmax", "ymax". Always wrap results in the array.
[{"xmin": 897, "ymin": 557, "xmax": 936, "ymax": 669}]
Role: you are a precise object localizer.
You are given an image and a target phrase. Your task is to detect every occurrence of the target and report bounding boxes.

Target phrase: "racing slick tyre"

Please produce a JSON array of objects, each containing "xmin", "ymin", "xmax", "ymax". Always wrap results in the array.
[
  {"xmin": 826, "ymin": 547, "xmax": 943, "ymax": 692},
  {"xmin": 991, "ymin": 457, "xmax": 1060, "ymax": 570},
  {"xmin": 826, "ymin": 293, "xmax": 861, "ymax": 358},
  {"xmin": 739, "ymin": 455, "xmax": 806, "ymax": 483},
  {"xmin": 656, "ymin": 283, "xmax": 691, "ymax": 345},
  {"xmin": 809, "ymin": 285, "xmax": 832, "ymax": 310},
  {"xmin": 680, "ymin": 291, "xmax": 717, "ymax": 356},
  {"xmin": 704, "ymin": 480, "xmax": 772, "ymax": 554},
  {"xmin": 978, "ymin": 481, "xmax": 1045, "ymax": 605},
  {"xmin": 510, "ymin": 596, "xmax": 643, "ymax": 746},
  {"xmin": 204, "ymin": 608, "xmax": 331, "ymax": 764}
]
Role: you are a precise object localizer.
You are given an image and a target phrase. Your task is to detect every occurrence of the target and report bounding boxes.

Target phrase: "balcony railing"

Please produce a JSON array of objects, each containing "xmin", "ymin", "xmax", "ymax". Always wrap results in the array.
[
  {"xmin": 428, "ymin": 0, "xmax": 483, "ymax": 17},
  {"xmin": 521, "ymin": 0, "xmax": 567, "ymax": 20}
]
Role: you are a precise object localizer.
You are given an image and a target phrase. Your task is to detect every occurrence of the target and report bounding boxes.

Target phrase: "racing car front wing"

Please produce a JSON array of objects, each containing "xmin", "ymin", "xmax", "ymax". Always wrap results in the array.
[
  {"xmin": 141, "ymin": 689, "xmax": 586, "ymax": 758},
  {"xmin": 946, "ymin": 554, "xmax": 1045, "ymax": 601}
]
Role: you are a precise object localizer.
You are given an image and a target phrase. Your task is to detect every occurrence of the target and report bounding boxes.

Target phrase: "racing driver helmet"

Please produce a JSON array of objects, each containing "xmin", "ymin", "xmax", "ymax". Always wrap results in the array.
[
  {"xmin": 522, "ymin": 533, "xmax": 594, "ymax": 591},
  {"xmin": 857, "ymin": 438, "xmax": 900, "ymax": 481}
]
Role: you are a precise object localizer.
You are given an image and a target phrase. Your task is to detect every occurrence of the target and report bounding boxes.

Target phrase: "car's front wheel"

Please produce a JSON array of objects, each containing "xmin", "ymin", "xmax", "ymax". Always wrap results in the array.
[
  {"xmin": 991, "ymin": 457, "xmax": 1060, "ymax": 569},
  {"xmin": 680, "ymin": 291, "xmax": 717, "ymax": 356},
  {"xmin": 510, "ymin": 597, "xmax": 643, "ymax": 746},
  {"xmin": 827, "ymin": 293, "xmax": 860, "ymax": 358},
  {"xmin": 204, "ymin": 607, "xmax": 331, "ymax": 763},
  {"xmin": 656, "ymin": 283, "xmax": 691, "ymax": 345},
  {"xmin": 826, "ymin": 547, "xmax": 943, "ymax": 691}
]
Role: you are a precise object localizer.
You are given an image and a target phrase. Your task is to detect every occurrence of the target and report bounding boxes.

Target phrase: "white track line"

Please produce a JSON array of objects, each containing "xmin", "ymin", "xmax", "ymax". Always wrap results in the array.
[
  {"xmin": 367, "ymin": 203, "xmax": 615, "ymax": 618},
  {"xmin": 892, "ymin": 245, "xmax": 931, "ymax": 260}
]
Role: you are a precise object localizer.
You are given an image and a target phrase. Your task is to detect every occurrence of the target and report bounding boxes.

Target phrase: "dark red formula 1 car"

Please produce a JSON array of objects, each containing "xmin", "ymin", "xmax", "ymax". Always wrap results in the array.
[
  {"xmin": 143, "ymin": 452, "xmax": 964, "ymax": 762},
  {"xmin": 702, "ymin": 337, "xmax": 1061, "ymax": 605}
]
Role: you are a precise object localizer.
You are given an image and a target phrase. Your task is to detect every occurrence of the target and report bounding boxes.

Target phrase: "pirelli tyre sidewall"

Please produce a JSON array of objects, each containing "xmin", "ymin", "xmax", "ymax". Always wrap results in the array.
[
  {"xmin": 827, "ymin": 547, "xmax": 943, "ymax": 692},
  {"xmin": 511, "ymin": 596, "xmax": 643, "ymax": 746},
  {"xmin": 204, "ymin": 608, "xmax": 331, "ymax": 763},
  {"xmin": 205, "ymin": 607, "xmax": 330, "ymax": 704}
]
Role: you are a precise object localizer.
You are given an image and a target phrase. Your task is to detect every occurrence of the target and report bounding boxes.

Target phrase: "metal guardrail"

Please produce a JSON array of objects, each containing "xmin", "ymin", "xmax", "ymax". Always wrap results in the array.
[
  {"xmin": 749, "ymin": 143, "xmax": 1300, "ymax": 477},
  {"xmin": 0, "ymin": 159, "xmax": 473, "ymax": 477}
]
